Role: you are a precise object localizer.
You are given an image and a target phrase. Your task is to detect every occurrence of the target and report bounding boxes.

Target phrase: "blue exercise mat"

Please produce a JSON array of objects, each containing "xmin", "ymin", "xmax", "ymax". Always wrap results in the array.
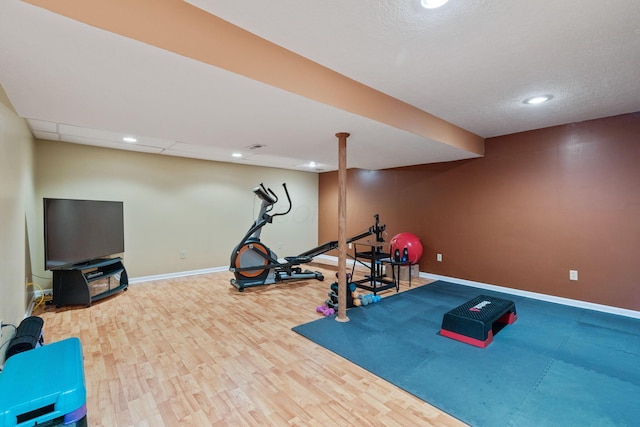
[{"xmin": 292, "ymin": 281, "xmax": 640, "ymax": 426}]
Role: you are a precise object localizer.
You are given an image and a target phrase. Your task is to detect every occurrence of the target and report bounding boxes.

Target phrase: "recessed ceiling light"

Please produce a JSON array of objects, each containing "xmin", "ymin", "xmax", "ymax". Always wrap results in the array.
[
  {"xmin": 421, "ymin": 0, "xmax": 449, "ymax": 9},
  {"xmin": 523, "ymin": 95, "xmax": 553, "ymax": 105},
  {"xmin": 232, "ymin": 153, "xmax": 243, "ymax": 158},
  {"xmin": 307, "ymin": 161, "xmax": 317, "ymax": 168},
  {"xmin": 122, "ymin": 136, "xmax": 137, "ymax": 143}
]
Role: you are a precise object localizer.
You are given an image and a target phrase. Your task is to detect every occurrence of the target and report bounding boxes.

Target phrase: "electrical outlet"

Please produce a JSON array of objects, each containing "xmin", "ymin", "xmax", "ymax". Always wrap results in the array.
[
  {"xmin": 437, "ymin": 253, "xmax": 443, "ymax": 262},
  {"xmin": 569, "ymin": 270, "xmax": 578, "ymax": 281},
  {"xmin": 179, "ymin": 250, "xmax": 187, "ymax": 259},
  {"xmin": 348, "ymin": 243, "xmax": 352, "ymax": 249}
]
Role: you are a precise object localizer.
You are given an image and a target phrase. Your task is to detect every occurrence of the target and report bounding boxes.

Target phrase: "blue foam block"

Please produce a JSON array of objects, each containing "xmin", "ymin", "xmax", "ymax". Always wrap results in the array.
[{"xmin": 0, "ymin": 337, "xmax": 86, "ymax": 427}]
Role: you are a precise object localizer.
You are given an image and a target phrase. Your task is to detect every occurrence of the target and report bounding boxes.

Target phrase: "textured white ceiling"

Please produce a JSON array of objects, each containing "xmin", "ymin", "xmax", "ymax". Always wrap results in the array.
[
  {"xmin": 191, "ymin": 0, "xmax": 640, "ymax": 137},
  {"xmin": 1, "ymin": 0, "xmax": 639, "ymax": 171}
]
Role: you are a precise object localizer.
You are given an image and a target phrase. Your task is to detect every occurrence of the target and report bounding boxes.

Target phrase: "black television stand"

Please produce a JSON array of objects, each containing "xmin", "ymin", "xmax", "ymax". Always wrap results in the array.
[{"xmin": 52, "ymin": 257, "xmax": 128, "ymax": 307}]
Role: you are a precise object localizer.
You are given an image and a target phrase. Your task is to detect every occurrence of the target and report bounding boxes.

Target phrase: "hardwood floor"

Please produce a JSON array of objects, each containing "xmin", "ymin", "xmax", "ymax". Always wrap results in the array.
[{"xmin": 35, "ymin": 265, "xmax": 467, "ymax": 426}]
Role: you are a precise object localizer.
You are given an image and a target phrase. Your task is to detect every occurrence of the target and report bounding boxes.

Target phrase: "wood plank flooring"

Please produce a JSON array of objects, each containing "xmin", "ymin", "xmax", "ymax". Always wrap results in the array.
[{"xmin": 35, "ymin": 265, "xmax": 467, "ymax": 426}]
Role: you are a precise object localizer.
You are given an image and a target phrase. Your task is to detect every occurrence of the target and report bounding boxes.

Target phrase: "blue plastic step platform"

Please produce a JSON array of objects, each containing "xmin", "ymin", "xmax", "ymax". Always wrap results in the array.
[
  {"xmin": 0, "ymin": 337, "xmax": 87, "ymax": 427},
  {"xmin": 440, "ymin": 295, "xmax": 517, "ymax": 348}
]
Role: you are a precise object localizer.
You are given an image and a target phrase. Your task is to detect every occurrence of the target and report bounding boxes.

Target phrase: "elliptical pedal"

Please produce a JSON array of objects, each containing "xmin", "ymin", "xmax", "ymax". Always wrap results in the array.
[{"xmin": 284, "ymin": 255, "xmax": 312, "ymax": 265}]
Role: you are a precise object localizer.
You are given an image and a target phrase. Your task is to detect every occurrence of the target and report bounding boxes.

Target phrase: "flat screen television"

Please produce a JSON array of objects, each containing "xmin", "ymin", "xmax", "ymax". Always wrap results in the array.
[{"xmin": 43, "ymin": 198, "xmax": 125, "ymax": 270}]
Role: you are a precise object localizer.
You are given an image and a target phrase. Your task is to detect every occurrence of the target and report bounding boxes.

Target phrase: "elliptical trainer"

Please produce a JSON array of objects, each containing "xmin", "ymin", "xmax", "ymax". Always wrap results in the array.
[{"xmin": 229, "ymin": 183, "xmax": 324, "ymax": 291}]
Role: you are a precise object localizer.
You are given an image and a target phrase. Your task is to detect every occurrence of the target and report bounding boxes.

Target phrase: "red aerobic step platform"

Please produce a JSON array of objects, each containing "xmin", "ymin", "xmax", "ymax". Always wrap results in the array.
[{"xmin": 440, "ymin": 295, "xmax": 517, "ymax": 348}]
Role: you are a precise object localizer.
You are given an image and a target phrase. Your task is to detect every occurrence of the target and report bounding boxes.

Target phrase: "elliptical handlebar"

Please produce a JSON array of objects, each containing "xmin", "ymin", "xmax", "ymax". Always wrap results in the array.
[
  {"xmin": 263, "ymin": 183, "xmax": 279, "ymax": 205},
  {"xmin": 252, "ymin": 182, "xmax": 292, "ymax": 218},
  {"xmin": 271, "ymin": 183, "xmax": 292, "ymax": 218}
]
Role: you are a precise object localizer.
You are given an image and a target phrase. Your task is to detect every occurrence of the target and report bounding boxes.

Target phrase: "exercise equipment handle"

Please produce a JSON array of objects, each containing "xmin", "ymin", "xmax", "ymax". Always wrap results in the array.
[
  {"xmin": 254, "ymin": 183, "xmax": 277, "ymax": 205},
  {"xmin": 265, "ymin": 184, "xmax": 279, "ymax": 204},
  {"xmin": 271, "ymin": 183, "xmax": 292, "ymax": 218}
]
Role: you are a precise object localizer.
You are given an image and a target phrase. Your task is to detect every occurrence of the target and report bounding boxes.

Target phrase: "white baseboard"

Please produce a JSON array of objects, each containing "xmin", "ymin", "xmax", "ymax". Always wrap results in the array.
[
  {"xmin": 313, "ymin": 254, "xmax": 371, "ymax": 271},
  {"xmin": 128, "ymin": 266, "xmax": 229, "ymax": 284},
  {"xmin": 421, "ymin": 272, "xmax": 640, "ymax": 320},
  {"xmin": 32, "ymin": 258, "xmax": 640, "ymax": 320},
  {"xmin": 314, "ymin": 255, "xmax": 640, "ymax": 319},
  {"xmin": 29, "ymin": 269, "xmax": 227, "ymax": 303},
  {"xmin": 130, "ymin": 257, "xmax": 363, "ymax": 284}
]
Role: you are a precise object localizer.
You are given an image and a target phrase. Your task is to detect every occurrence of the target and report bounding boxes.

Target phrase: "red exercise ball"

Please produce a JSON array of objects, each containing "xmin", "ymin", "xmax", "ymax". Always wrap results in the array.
[{"xmin": 389, "ymin": 232, "xmax": 423, "ymax": 264}]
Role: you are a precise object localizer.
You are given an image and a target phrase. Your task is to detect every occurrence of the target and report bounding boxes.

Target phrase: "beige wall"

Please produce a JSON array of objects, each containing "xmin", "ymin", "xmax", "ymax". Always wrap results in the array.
[
  {"xmin": 1, "ymin": 81, "xmax": 318, "ymax": 360},
  {"xmin": 0, "ymin": 86, "xmax": 36, "ymax": 363},
  {"xmin": 34, "ymin": 140, "xmax": 319, "ymax": 282}
]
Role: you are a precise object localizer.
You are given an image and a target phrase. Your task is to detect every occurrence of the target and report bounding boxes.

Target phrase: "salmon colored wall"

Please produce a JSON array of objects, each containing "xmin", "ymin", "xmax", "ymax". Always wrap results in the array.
[{"xmin": 319, "ymin": 113, "xmax": 640, "ymax": 311}]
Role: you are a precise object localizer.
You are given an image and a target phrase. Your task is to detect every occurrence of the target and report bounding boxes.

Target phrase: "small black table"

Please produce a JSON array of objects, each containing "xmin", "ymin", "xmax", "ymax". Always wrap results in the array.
[
  {"xmin": 350, "ymin": 243, "xmax": 396, "ymax": 295},
  {"xmin": 379, "ymin": 258, "xmax": 416, "ymax": 291}
]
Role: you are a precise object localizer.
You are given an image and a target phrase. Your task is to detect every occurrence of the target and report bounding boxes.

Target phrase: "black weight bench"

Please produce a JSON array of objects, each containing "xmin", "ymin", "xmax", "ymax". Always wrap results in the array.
[{"xmin": 440, "ymin": 295, "xmax": 517, "ymax": 348}]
